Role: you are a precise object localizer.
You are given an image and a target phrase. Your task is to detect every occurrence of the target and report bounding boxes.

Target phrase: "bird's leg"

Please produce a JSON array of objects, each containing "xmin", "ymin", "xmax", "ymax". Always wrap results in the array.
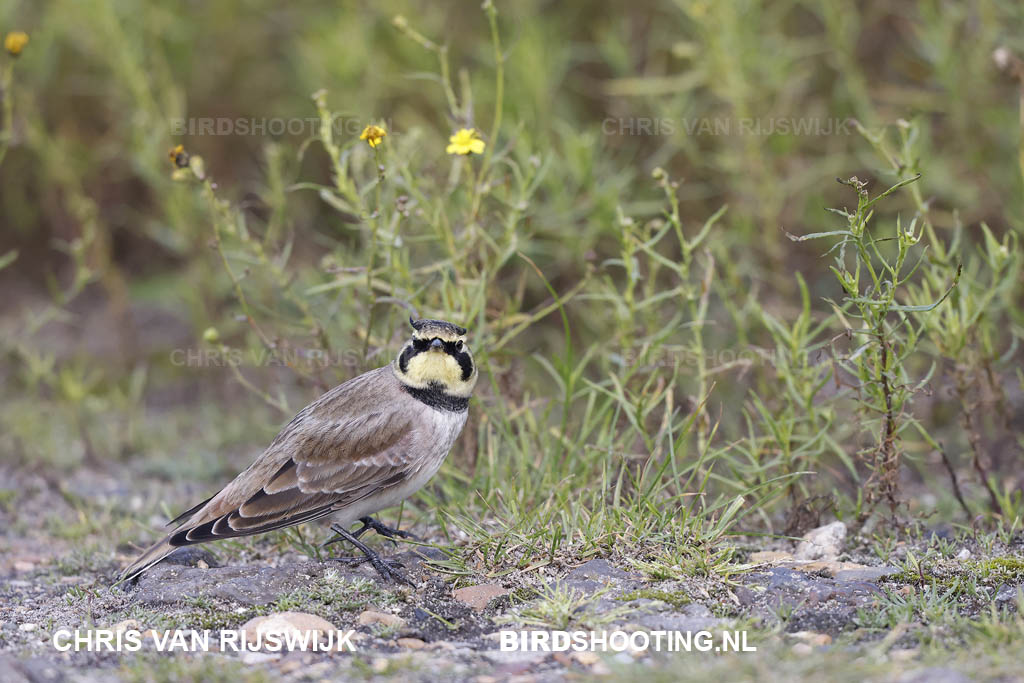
[
  {"xmin": 321, "ymin": 523, "xmax": 363, "ymax": 548},
  {"xmin": 358, "ymin": 516, "xmax": 420, "ymax": 542},
  {"xmin": 321, "ymin": 517, "xmax": 417, "ymax": 549},
  {"xmin": 324, "ymin": 524, "xmax": 414, "ymax": 586},
  {"xmin": 320, "ymin": 519, "xmax": 377, "ymax": 549}
]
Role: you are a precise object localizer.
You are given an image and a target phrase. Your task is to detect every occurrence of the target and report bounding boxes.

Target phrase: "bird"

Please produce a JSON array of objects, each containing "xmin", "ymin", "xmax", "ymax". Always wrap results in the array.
[{"xmin": 119, "ymin": 317, "xmax": 478, "ymax": 585}]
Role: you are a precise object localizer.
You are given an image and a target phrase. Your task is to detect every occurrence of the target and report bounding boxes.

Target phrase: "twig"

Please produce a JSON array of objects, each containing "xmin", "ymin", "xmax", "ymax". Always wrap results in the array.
[
  {"xmin": 956, "ymin": 369, "xmax": 1005, "ymax": 516},
  {"xmin": 936, "ymin": 443, "xmax": 973, "ymax": 519}
]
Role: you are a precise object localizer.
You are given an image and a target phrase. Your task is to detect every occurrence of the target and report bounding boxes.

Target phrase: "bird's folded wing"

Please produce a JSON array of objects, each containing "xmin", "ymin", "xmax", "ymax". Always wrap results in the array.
[{"xmin": 168, "ymin": 406, "xmax": 421, "ymax": 545}]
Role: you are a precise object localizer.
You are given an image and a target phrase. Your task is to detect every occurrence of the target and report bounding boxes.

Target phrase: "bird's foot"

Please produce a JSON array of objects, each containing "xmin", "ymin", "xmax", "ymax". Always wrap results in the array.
[
  {"xmin": 323, "ymin": 524, "xmax": 415, "ymax": 586},
  {"xmin": 357, "ymin": 516, "xmax": 421, "ymax": 542},
  {"xmin": 329, "ymin": 553, "xmax": 413, "ymax": 585},
  {"xmin": 322, "ymin": 518, "xmax": 418, "ymax": 549}
]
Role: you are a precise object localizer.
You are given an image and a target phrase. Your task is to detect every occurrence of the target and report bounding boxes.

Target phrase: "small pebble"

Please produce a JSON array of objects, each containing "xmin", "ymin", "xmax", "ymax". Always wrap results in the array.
[
  {"xmin": 113, "ymin": 620, "xmax": 140, "ymax": 633},
  {"xmin": 357, "ymin": 610, "xmax": 406, "ymax": 628},
  {"xmin": 789, "ymin": 631, "xmax": 832, "ymax": 646},
  {"xmin": 396, "ymin": 637, "xmax": 426, "ymax": 650},
  {"xmin": 239, "ymin": 651, "xmax": 280, "ymax": 665}
]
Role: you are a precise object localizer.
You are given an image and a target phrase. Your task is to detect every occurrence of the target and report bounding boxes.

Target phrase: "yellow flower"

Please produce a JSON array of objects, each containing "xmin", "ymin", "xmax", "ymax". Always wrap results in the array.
[
  {"xmin": 360, "ymin": 124, "xmax": 387, "ymax": 148},
  {"xmin": 168, "ymin": 144, "xmax": 189, "ymax": 168},
  {"xmin": 4, "ymin": 31, "xmax": 29, "ymax": 57},
  {"xmin": 446, "ymin": 128, "xmax": 485, "ymax": 156}
]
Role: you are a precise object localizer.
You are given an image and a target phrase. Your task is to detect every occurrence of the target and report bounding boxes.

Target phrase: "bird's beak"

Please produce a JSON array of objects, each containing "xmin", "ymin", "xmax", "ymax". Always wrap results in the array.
[{"xmin": 430, "ymin": 339, "xmax": 444, "ymax": 351}]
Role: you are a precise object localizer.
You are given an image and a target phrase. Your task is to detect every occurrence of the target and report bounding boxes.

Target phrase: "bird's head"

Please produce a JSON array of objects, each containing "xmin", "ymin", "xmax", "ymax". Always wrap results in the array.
[{"xmin": 393, "ymin": 317, "xmax": 478, "ymax": 398}]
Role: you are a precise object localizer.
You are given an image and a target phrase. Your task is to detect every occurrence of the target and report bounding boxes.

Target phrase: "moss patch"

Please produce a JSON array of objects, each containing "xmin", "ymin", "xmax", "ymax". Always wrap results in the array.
[{"xmin": 974, "ymin": 557, "xmax": 1024, "ymax": 581}]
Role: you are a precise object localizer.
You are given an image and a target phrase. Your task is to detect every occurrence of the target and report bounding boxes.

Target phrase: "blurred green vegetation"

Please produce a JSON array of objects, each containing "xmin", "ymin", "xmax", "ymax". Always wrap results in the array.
[{"xmin": 1, "ymin": 0, "xmax": 1023, "ymax": 571}]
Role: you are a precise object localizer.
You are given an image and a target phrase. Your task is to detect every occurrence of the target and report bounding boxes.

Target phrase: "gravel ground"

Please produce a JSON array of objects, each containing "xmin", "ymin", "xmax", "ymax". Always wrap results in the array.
[{"xmin": 1, "ymin": 464, "xmax": 1022, "ymax": 682}]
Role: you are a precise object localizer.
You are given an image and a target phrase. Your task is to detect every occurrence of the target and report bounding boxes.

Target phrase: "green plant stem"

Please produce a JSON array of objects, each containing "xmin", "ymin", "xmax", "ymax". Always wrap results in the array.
[
  {"xmin": 0, "ymin": 62, "xmax": 14, "ymax": 168},
  {"xmin": 470, "ymin": 0, "xmax": 504, "ymax": 221},
  {"xmin": 362, "ymin": 147, "xmax": 387, "ymax": 362}
]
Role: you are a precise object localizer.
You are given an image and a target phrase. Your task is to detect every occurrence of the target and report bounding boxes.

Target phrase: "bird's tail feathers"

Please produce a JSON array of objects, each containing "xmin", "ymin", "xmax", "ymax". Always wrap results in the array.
[{"xmin": 115, "ymin": 535, "xmax": 178, "ymax": 585}]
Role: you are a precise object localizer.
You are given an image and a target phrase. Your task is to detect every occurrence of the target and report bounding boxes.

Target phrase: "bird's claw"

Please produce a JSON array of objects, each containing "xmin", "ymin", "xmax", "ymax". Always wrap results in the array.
[
  {"xmin": 323, "ymin": 522, "xmax": 414, "ymax": 586},
  {"xmin": 358, "ymin": 517, "xmax": 421, "ymax": 543},
  {"xmin": 328, "ymin": 554, "xmax": 413, "ymax": 586}
]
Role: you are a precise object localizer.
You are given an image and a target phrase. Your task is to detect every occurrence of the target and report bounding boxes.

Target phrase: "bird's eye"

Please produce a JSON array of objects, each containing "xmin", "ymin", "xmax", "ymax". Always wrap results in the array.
[{"xmin": 455, "ymin": 340, "xmax": 463, "ymax": 351}]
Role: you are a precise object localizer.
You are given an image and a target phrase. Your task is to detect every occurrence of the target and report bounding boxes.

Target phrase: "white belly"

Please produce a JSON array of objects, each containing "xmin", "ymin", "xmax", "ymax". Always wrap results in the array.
[{"xmin": 330, "ymin": 407, "xmax": 466, "ymax": 526}]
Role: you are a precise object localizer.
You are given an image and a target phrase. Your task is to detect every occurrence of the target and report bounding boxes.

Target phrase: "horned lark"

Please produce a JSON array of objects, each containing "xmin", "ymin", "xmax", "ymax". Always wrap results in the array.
[{"xmin": 120, "ymin": 318, "xmax": 478, "ymax": 584}]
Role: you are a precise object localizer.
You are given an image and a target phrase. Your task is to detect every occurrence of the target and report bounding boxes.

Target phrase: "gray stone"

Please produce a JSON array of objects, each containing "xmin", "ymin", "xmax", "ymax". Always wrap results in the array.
[
  {"xmin": 626, "ymin": 598, "xmax": 667, "ymax": 614},
  {"xmin": 162, "ymin": 546, "xmax": 221, "ymax": 568},
  {"xmin": 896, "ymin": 667, "xmax": 970, "ymax": 683},
  {"xmin": 564, "ymin": 559, "xmax": 636, "ymax": 582},
  {"xmin": 559, "ymin": 578, "xmax": 605, "ymax": 597},
  {"xmin": 761, "ymin": 568, "xmax": 823, "ymax": 592},
  {"xmin": 132, "ymin": 562, "xmax": 323, "ymax": 606},
  {"xmin": 680, "ymin": 603, "xmax": 713, "ymax": 618},
  {"xmin": 629, "ymin": 611, "xmax": 721, "ymax": 632},
  {"xmin": 483, "ymin": 650, "xmax": 549, "ymax": 666},
  {"xmin": 786, "ymin": 606, "xmax": 860, "ymax": 634},
  {"xmin": 994, "ymin": 583, "xmax": 1022, "ymax": 605},
  {"xmin": 734, "ymin": 566, "xmax": 884, "ymax": 636},
  {"xmin": 833, "ymin": 566, "xmax": 900, "ymax": 582},
  {"xmin": 11, "ymin": 657, "xmax": 61, "ymax": 683},
  {"xmin": 396, "ymin": 546, "xmax": 447, "ymax": 568},
  {"xmin": 0, "ymin": 656, "xmax": 31, "ymax": 683},
  {"xmin": 738, "ymin": 568, "xmax": 879, "ymax": 608}
]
